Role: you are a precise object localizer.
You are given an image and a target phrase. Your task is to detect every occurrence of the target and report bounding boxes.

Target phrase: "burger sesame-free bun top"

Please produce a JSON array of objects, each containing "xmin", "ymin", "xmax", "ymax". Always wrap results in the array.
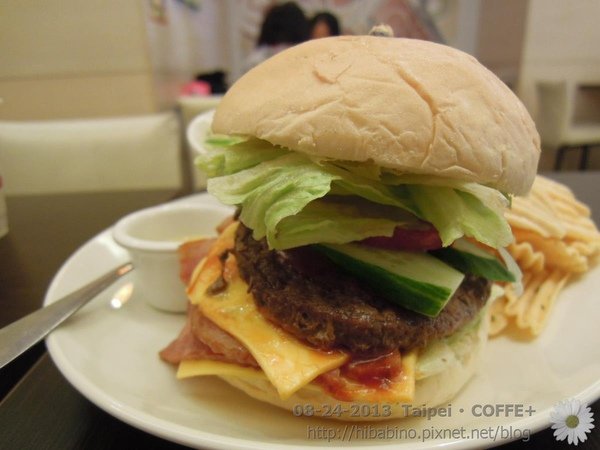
[{"xmin": 212, "ymin": 36, "xmax": 540, "ymax": 195}]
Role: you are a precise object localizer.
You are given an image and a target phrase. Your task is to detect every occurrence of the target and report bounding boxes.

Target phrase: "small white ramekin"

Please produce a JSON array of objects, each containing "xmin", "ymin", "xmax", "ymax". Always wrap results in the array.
[
  {"xmin": 112, "ymin": 202, "xmax": 232, "ymax": 312},
  {"xmin": 186, "ymin": 109, "xmax": 215, "ymax": 156}
]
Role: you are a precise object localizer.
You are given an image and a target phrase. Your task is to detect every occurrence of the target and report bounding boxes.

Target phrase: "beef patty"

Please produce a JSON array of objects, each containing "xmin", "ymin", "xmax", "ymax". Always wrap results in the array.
[{"xmin": 234, "ymin": 223, "xmax": 491, "ymax": 357}]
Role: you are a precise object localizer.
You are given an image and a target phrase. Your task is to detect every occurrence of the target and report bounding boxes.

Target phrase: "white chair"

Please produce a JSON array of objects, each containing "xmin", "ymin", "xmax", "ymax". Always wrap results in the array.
[
  {"xmin": 177, "ymin": 95, "xmax": 223, "ymax": 190},
  {"xmin": 0, "ymin": 112, "xmax": 183, "ymax": 195},
  {"xmin": 536, "ymin": 80, "xmax": 600, "ymax": 170}
]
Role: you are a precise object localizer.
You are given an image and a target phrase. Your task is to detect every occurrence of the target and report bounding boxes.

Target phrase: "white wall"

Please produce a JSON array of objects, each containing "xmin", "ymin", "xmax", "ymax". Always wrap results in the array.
[
  {"xmin": 518, "ymin": 0, "xmax": 600, "ymax": 118},
  {"xmin": 475, "ymin": 0, "xmax": 528, "ymax": 88},
  {"xmin": 0, "ymin": 0, "xmax": 156, "ymax": 120},
  {"xmin": 0, "ymin": 0, "xmax": 238, "ymax": 120}
]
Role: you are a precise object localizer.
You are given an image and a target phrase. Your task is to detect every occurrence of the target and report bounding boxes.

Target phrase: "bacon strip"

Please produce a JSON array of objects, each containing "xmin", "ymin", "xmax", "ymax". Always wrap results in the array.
[
  {"xmin": 159, "ymin": 312, "xmax": 221, "ymax": 364},
  {"xmin": 316, "ymin": 351, "xmax": 403, "ymax": 402},
  {"xmin": 160, "ymin": 304, "xmax": 258, "ymax": 367},
  {"xmin": 190, "ymin": 305, "xmax": 258, "ymax": 367},
  {"xmin": 178, "ymin": 238, "xmax": 217, "ymax": 285},
  {"xmin": 162, "ymin": 229, "xmax": 259, "ymax": 367}
]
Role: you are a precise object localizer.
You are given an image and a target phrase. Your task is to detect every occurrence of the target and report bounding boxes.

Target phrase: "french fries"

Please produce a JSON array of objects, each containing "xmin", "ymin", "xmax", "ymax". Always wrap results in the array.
[{"xmin": 488, "ymin": 176, "xmax": 600, "ymax": 337}]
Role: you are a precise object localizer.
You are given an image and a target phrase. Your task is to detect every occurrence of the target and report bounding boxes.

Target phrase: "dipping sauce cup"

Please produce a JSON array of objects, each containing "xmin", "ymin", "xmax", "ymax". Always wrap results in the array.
[{"xmin": 112, "ymin": 203, "xmax": 232, "ymax": 312}]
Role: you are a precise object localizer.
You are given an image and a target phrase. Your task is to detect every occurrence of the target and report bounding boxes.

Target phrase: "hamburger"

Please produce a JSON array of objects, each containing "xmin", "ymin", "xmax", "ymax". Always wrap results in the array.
[{"xmin": 161, "ymin": 35, "xmax": 540, "ymax": 420}]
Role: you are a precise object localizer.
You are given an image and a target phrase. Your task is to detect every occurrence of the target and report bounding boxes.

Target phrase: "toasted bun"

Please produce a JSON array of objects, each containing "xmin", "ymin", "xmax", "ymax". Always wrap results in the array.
[
  {"xmin": 213, "ymin": 36, "xmax": 540, "ymax": 195},
  {"xmin": 216, "ymin": 311, "xmax": 488, "ymax": 421}
]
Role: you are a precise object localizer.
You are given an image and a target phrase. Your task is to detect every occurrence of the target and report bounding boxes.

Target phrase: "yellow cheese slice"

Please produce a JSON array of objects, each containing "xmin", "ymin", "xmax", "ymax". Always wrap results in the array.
[
  {"xmin": 178, "ymin": 359, "xmax": 264, "ymax": 380},
  {"xmin": 177, "ymin": 353, "xmax": 416, "ymax": 403},
  {"xmin": 187, "ymin": 222, "xmax": 349, "ymax": 400},
  {"xmin": 388, "ymin": 350, "xmax": 416, "ymax": 402},
  {"xmin": 185, "ymin": 222, "xmax": 416, "ymax": 403}
]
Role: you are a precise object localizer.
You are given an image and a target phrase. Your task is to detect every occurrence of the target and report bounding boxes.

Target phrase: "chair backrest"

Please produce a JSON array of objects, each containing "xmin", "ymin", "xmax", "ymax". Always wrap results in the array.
[
  {"xmin": 0, "ymin": 112, "xmax": 182, "ymax": 195},
  {"xmin": 536, "ymin": 80, "xmax": 571, "ymax": 149}
]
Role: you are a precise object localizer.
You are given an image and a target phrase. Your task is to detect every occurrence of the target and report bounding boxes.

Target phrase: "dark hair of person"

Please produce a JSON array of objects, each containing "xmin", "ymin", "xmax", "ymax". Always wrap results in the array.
[
  {"xmin": 310, "ymin": 11, "xmax": 340, "ymax": 36},
  {"xmin": 257, "ymin": 2, "xmax": 309, "ymax": 46}
]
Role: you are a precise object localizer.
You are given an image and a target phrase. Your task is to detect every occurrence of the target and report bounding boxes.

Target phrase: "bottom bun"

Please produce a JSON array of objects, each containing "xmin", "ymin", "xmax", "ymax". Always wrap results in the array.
[{"xmin": 218, "ymin": 310, "xmax": 489, "ymax": 421}]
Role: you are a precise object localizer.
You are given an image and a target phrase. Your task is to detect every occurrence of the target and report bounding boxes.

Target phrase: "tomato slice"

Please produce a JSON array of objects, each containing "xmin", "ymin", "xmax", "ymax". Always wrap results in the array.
[{"xmin": 361, "ymin": 225, "xmax": 442, "ymax": 251}]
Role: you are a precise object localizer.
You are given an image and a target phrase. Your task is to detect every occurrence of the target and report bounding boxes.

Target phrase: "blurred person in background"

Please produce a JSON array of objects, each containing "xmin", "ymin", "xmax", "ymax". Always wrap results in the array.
[
  {"xmin": 245, "ymin": 1, "xmax": 309, "ymax": 72},
  {"xmin": 309, "ymin": 11, "xmax": 341, "ymax": 39}
]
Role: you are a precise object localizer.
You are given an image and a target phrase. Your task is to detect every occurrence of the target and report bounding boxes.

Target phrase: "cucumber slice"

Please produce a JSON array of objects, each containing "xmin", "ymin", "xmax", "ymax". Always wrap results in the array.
[
  {"xmin": 431, "ymin": 239, "xmax": 515, "ymax": 282},
  {"xmin": 314, "ymin": 244, "xmax": 465, "ymax": 317}
]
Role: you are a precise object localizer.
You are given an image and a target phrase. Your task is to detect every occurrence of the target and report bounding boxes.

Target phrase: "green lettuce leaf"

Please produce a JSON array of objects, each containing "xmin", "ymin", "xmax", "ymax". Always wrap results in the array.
[
  {"xmin": 196, "ymin": 139, "xmax": 287, "ymax": 177},
  {"xmin": 416, "ymin": 285, "xmax": 502, "ymax": 380},
  {"xmin": 207, "ymin": 153, "xmax": 338, "ymax": 242},
  {"xmin": 408, "ymin": 185, "xmax": 513, "ymax": 247},
  {"xmin": 273, "ymin": 197, "xmax": 418, "ymax": 249},
  {"xmin": 328, "ymin": 160, "xmax": 382, "ymax": 181},
  {"xmin": 200, "ymin": 137, "xmax": 513, "ymax": 250},
  {"xmin": 383, "ymin": 173, "xmax": 509, "ymax": 218},
  {"xmin": 204, "ymin": 134, "xmax": 248, "ymax": 148},
  {"xmin": 330, "ymin": 168, "xmax": 419, "ymax": 214}
]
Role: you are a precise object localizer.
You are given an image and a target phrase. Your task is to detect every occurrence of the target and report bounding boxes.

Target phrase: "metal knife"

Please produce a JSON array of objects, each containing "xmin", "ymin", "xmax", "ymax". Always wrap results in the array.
[{"xmin": 0, "ymin": 263, "xmax": 133, "ymax": 369}]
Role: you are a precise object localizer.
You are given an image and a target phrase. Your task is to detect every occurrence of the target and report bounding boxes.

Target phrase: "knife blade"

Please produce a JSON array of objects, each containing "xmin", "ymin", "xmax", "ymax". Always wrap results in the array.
[{"xmin": 0, "ymin": 262, "xmax": 133, "ymax": 369}]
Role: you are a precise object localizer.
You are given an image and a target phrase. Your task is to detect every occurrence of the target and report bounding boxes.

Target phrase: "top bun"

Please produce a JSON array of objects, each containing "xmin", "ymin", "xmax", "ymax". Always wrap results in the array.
[{"xmin": 213, "ymin": 36, "xmax": 540, "ymax": 195}]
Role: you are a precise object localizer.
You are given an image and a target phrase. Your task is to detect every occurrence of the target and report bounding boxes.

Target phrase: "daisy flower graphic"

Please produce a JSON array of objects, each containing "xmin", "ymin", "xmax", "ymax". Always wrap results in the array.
[{"xmin": 550, "ymin": 399, "xmax": 595, "ymax": 446}]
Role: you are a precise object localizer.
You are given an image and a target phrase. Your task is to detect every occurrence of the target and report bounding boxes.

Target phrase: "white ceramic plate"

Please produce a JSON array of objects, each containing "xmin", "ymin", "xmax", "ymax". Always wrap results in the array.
[{"xmin": 45, "ymin": 193, "xmax": 600, "ymax": 449}]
